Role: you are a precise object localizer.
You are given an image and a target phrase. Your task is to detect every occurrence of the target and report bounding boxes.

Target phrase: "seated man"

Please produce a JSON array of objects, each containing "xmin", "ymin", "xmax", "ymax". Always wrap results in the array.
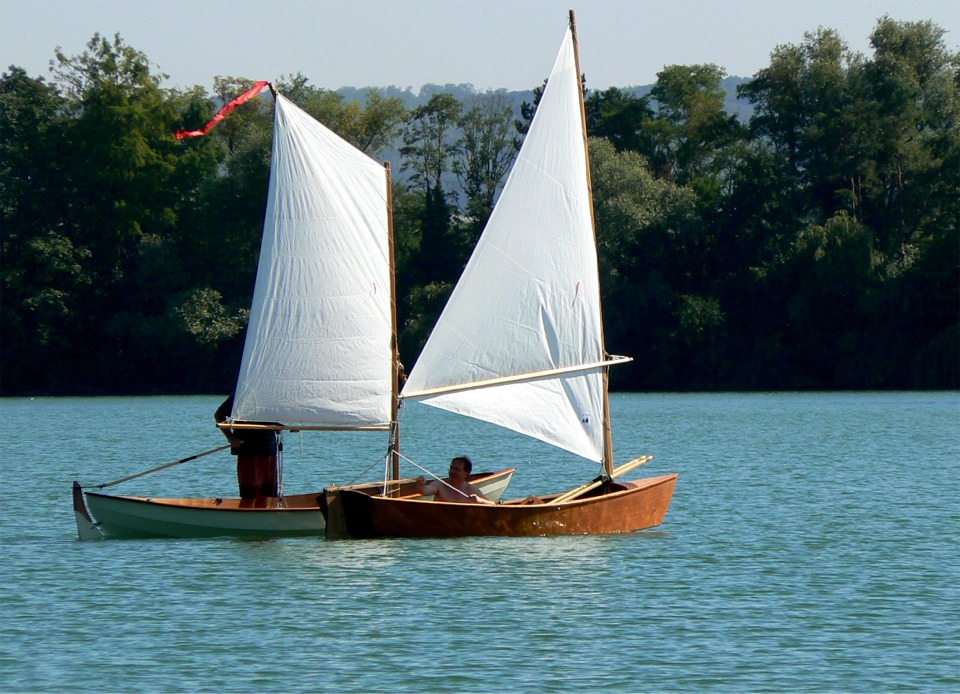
[{"xmin": 416, "ymin": 456, "xmax": 495, "ymax": 504}]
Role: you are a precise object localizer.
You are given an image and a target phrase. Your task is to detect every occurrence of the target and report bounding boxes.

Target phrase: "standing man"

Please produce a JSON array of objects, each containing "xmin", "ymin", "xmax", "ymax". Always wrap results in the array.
[{"xmin": 215, "ymin": 395, "xmax": 279, "ymax": 503}]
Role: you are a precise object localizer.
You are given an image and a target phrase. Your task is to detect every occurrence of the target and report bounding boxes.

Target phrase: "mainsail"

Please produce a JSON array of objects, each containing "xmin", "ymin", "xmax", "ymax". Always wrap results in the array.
[
  {"xmin": 232, "ymin": 95, "xmax": 393, "ymax": 428},
  {"xmin": 401, "ymin": 28, "xmax": 620, "ymax": 463}
]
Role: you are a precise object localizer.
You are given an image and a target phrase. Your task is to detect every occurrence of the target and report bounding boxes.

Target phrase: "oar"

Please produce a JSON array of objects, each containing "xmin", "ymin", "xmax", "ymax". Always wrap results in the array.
[
  {"xmin": 83, "ymin": 444, "xmax": 232, "ymax": 490},
  {"xmin": 552, "ymin": 455, "xmax": 653, "ymax": 504}
]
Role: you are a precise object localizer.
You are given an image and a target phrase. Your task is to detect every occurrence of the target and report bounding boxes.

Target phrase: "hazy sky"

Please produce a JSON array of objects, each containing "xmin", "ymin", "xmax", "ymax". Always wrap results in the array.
[{"xmin": 2, "ymin": 0, "xmax": 958, "ymax": 93}]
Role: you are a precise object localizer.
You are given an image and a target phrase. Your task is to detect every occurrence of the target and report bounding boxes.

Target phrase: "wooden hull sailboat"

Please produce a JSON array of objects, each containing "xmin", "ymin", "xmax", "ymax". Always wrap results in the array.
[
  {"xmin": 72, "ymin": 85, "xmax": 513, "ymax": 541},
  {"xmin": 334, "ymin": 12, "xmax": 677, "ymax": 539},
  {"xmin": 338, "ymin": 473, "xmax": 677, "ymax": 539}
]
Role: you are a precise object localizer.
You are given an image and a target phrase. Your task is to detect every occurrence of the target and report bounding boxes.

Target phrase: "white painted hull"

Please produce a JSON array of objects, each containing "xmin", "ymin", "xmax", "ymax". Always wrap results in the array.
[
  {"xmin": 78, "ymin": 470, "xmax": 515, "ymax": 539},
  {"xmin": 84, "ymin": 492, "xmax": 326, "ymax": 538}
]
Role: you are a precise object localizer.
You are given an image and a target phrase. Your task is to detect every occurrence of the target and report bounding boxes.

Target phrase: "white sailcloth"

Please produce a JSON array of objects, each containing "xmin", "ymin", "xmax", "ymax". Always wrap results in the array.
[
  {"xmin": 232, "ymin": 94, "xmax": 393, "ymax": 427},
  {"xmin": 401, "ymin": 28, "xmax": 609, "ymax": 463}
]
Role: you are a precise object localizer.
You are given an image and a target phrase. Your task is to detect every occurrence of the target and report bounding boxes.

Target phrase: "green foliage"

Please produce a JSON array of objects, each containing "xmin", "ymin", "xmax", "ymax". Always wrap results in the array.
[
  {"xmin": 589, "ymin": 137, "xmax": 704, "ymax": 387},
  {"xmin": 1, "ymin": 68, "xmax": 71, "ymax": 389},
  {"xmin": 1, "ymin": 19, "xmax": 956, "ymax": 395},
  {"xmin": 648, "ymin": 63, "xmax": 746, "ymax": 204},
  {"xmin": 452, "ymin": 93, "xmax": 519, "ymax": 239},
  {"xmin": 400, "ymin": 92, "xmax": 461, "ymax": 192},
  {"xmin": 585, "ymin": 87, "xmax": 655, "ymax": 155},
  {"xmin": 176, "ymin": 287, "xmax": 248, "ymax": 344},
  {"xmin": 276, "ymin": 72, "xmax": 407, "ymax": 156},
  {"xmin": 399, "ymin": 280, "xmax": 453, "ymax": 372}
]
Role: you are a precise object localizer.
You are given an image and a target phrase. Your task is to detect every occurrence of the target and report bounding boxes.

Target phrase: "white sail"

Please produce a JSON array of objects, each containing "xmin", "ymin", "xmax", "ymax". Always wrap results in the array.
[
  {"xmin": 401, "ymin": 28, "xmax": 610, "ymax": 463},
  {"xmin": 232, "ymin": 94, "xmax": 393, "ymax": 427}
]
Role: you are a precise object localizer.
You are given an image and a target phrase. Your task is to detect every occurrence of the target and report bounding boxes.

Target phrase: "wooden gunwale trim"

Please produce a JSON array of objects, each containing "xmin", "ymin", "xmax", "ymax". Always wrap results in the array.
[
  {"xmin": 325, "ymin": 469, "xmax": 515, "ymax": 493},
  {"xmin": 83, "ymin": 490, "xmax": 325, "ymax": 511},
  {"xmin": 349, "ymin": 473, "xmax": 677, "ymax": 509}
]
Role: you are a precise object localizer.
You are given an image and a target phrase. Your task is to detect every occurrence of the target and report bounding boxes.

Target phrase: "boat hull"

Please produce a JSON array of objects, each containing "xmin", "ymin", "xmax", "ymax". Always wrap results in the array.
[
  {"xmin": 78, "ymin": 470, "xmax": 515, "ymax": 539},
  {"xmin": 337, "ymin": 473, "xmax": 678, "ymax": 538},
  {"xmin": 83, "ymin": 491, "xmax": 327, "ymax": 539},
  {"xmin": 323, "ymin": 469, "xmax": 515, "ymax": 539}
]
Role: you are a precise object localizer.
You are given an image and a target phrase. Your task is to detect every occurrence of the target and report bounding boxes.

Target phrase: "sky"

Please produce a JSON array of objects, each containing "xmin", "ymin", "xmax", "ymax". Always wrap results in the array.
[{"xmin": 2, "ymin": 0, "xmax": 958, "ymax": 94}]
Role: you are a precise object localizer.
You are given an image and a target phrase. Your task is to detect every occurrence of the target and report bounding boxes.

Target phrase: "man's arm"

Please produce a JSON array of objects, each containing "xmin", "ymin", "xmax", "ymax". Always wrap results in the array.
[
  {"xmin": 467, "ymin": 483, "xmax": 495, "ymax": 505},
  {"xmin": 468, "ymin": 493, "xmax": 496, "ymax": 505},
  {"xmin": 416, "ymin": 477, "xmax": 442, "ymax": 497}
]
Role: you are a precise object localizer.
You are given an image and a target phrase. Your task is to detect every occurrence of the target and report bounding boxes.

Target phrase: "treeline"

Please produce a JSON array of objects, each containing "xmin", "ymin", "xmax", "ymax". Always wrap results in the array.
[{"xmin": 2, "ymin": 17, "xmax": 957, "ymax": 396}]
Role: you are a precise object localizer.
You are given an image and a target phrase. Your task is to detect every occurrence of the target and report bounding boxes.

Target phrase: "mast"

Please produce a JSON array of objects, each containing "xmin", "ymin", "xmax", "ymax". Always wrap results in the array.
[
  {"xmin": 569, "ymin": 10, "xmax": 615, "ymax": 478},
  {"xmin": 386, "ymin": 162, "xmax": 401, "ymax": 481}
]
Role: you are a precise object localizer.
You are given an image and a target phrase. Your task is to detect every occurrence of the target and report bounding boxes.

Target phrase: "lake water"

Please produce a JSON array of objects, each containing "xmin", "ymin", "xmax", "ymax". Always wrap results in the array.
[{"xmin": 2, "ymin": 392, "xmax": 957, "ymax": 692}]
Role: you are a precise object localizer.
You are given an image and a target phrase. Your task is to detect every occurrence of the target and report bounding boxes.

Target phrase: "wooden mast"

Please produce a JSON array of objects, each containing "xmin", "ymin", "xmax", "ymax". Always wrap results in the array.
[
  {"xmin": 385, "ymin": 162, "xmax": 401, "ymax": 481},
  {"xmin": 569, "ymin": 10, "xmax": 615, "ymax": 478}
]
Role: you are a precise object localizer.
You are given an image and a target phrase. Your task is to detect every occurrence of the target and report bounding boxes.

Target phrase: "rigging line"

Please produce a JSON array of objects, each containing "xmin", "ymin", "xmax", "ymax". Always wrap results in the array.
[
  {"xmin": 85, "ymin": 444, "xmax": 232, "ymax": 490},
  {"xmin": 341, "ymin": 452, "xmax": 390, "ymax": 487}
]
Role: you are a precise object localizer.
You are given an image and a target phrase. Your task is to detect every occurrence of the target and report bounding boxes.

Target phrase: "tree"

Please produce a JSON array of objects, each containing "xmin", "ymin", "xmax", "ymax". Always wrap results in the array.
[
  {"xmin": 0, "ymin": 68, "xmax": 69, "ymax": 389},
  {"xmin": 585, "ymin": 86, "xmax": 654, "ymax": 155},
  {"xmin": 863, "ymin": 17, "xmax": 960, "ymax": 258},
  {"xmin": 275, "ymin": 73, "xmax": 406, "ymax": 157},
  {"xmin": 588, "ymin": 137, "xmax": 705, "ymax": 388},
  {"xmin": 734, "ymin": 19, "xmax": 959, "ymax": 388},
  {"xmin": 739, "ymin": 29, "xmax": 869, "ymax": 223},
  {"xmin": 175, "ymin": 76, "xmax": 273, "ymax": 372},
  {"xmin": 516, "ymin": 80, "xmax": 546, "ymax": 136},
  {"xmin": 0, "ymin": 68, "xmax": 90, "ymax": 391},
  {"xmin": 400, "ymin": 92, "xmax": 461, "ymax": 193},
  {"xmin": 452, "ymin": 92, "xmax": 519, "ymax": 243},
  {"xmin": 2, "ymin": 35, "xmax": 232, "ymax": 393},
  {"xmin": 649, "ymin": 63, "xmax": 744, "ymax": 189},
  {"xmin": 400, "ymin": 93, "xmax": 462, "ymax": 283}
]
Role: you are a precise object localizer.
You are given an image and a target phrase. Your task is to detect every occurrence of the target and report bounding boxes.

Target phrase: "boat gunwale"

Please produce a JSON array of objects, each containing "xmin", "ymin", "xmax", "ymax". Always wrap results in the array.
[
  {"xmin": 83, "ymin": 490, "xmax": 325, "ymax": 512},
  {"xmin": 323, "ymin": 468, "xmax": 516, "ymax": 494},
  {"xmin": 342, "ymin": 472, "xmax": 678, "ymax": 511}
]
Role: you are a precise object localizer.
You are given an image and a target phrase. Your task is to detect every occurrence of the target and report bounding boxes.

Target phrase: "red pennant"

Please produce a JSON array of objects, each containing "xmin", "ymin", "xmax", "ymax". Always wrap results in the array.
[{"xmin": 176, "ymin": 81, "xmax": 271, "ymax": 139}]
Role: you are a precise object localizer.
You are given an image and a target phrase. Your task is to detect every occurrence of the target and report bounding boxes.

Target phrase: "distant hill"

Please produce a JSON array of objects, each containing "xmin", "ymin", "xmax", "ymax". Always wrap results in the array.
[
  {"xmin": 336, "ymin": 75, "xmax": 754, "ymax": 122},
  {"xmin": 336, "ymin": 84, "xmax": 526, "ymax": 110},
  {"xmin": 336, "ymin": 77, "xmax": 754, "ymax": 187}
]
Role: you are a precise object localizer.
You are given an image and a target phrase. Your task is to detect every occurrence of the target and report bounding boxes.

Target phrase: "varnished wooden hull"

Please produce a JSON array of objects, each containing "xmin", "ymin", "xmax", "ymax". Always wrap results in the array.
[
  {"xmin": 323, "ymin": 469, "xmax": 515, "ymax": 539},
  {"xmin": 336, "ymin": 473, "xmax": 678, "ymax": 538},
  {"xmin": 78, "ymin": 469, "xmax": 515, "ymax": 539}
]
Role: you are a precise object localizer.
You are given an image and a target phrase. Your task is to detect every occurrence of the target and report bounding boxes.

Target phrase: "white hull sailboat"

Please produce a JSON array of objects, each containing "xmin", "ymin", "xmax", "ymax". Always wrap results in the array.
[
  {"xmin": 73, "ymin": 89, "xmax": 513, "ymax": 540},
  {"xmin": 335, "ymin": 12, "xmax": 678, "ymax": 538}
]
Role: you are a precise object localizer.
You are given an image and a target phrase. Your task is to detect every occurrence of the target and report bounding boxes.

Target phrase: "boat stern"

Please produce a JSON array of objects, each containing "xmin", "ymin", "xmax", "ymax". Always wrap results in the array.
[{"xmin": 72, "ymin": 482, "xmax": 104, "ymax": 541}]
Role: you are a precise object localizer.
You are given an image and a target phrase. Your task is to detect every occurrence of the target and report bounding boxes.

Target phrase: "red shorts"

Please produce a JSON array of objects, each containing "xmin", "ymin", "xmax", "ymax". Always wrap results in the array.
[{"xmin": 237, "ymin": 454, "xmax": 278, "ymax": 498}]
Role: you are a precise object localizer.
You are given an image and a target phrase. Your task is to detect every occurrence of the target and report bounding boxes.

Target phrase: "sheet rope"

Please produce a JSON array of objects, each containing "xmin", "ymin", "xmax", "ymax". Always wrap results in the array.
[{"xmin": 80, "ymin": 444, "xmax": 232, "ymax": 490}]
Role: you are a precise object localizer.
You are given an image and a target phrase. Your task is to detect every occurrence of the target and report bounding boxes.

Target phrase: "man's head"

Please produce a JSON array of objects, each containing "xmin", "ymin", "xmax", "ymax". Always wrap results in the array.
[{"xmin": 449, "ymin": 456, "xmax": 472, "ymax": 479}]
